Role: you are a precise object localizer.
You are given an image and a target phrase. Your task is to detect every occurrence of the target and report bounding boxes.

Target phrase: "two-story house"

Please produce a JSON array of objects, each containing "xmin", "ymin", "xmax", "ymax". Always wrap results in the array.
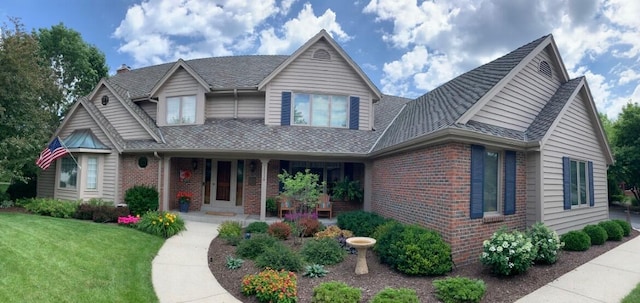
[{"xmin": 37, "ymin": 30, "xmax": 613, "ymax": 265}]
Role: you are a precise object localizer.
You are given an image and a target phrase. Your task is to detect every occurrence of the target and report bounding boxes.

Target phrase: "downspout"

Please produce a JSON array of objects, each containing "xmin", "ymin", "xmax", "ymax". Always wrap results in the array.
[{"xmin": 233, "ymin": 88, "xmax": 238, "ymax": 119}]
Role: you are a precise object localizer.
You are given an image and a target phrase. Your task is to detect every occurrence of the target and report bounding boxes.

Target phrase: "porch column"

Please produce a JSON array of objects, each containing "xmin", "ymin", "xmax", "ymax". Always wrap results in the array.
[
  {"xmin": 162, "ymin": 156, "xmax": 171, "ymax": 211},
  {"xmin": 260, "ymin": 158, "xmax": 270, "ymax": 221},
  {"xmin": 363, "ymin": 161, "xmax": 373, "ymax": 212}
]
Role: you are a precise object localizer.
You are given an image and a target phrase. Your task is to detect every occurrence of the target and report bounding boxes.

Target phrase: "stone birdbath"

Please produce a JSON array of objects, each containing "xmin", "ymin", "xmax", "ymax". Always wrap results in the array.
[{"xmin": 346, "ymin": 237, "xmax": 376, "ymax": 275}]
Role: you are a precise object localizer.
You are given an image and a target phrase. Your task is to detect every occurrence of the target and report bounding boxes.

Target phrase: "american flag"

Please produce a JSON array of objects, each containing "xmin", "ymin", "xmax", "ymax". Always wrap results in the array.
[{"xmin": 36, "ymin": 137, "xmax": 69, "ymax": 170}]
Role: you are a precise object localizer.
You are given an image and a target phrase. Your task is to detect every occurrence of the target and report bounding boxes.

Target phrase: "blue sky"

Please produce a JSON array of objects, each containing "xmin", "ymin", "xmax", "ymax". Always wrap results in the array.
[{"xmin": 2, "ymin": 0, "xmax": 639, "ymax": 119}]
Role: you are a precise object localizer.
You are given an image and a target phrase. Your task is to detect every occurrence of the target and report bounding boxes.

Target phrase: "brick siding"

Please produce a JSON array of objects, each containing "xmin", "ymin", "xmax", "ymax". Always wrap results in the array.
[
  {"xmin": 371, "ymin": 142, "xmax": 527, "ymax": 266},
  {"xmin": 120, "ymin": 154, "xmax": 163, "ymax": 208}
]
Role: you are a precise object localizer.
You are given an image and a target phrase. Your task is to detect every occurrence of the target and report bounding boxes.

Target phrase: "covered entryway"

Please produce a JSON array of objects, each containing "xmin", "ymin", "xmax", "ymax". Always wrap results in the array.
[{"xmin": 202, "ymin": 159, "xmax": 244, "ymax": 213}]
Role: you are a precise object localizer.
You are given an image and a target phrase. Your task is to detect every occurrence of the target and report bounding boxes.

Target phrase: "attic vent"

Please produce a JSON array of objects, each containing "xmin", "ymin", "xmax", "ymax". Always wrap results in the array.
[
  {"xmin": 312, "ymin": 49, "xmax": 331, "ymax": 60},
  {"xmin": 539, "ymin": 60, "xmax": 552, "ymax": 78}
]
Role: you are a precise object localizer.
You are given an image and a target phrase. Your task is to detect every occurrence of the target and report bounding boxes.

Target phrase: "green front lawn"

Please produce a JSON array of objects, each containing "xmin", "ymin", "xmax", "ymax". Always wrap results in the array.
[
  {"xmin": 622, "ymin": 282, "xmax": 640, "ymax": 303},
  {"xmin": 0, "ymin": 213, "xmax": 164, "ymax": 302}
]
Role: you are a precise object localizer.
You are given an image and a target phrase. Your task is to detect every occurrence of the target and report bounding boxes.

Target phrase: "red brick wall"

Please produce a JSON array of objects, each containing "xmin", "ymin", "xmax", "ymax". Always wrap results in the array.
[
  {"xmin": 244, "ymin": 160, "xmax": 281, "ymax": 215},
  {"xmin": 371, "ymin": 143, "xmax": 527, "ymax": 266},
  {"xmin": 169, "ymin": 158, "xmax": 204, "ymax": 211},
  {"xmin": 120, "ymin": 154, "xmax": 162, "ymax": 206}
]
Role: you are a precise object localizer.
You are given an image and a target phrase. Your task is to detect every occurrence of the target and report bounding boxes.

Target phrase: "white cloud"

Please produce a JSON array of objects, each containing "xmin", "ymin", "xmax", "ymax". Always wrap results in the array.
[
  {"xmin": 113, "ymin": 0, "xmax": 279, "ymax": 66},
  {"xmin": 618, "ymin": 68, "xmax": 640, "ymax": 85},
  {"xmin": 257, "ymin": 2, "xmax": 349, "ymax": 55}
]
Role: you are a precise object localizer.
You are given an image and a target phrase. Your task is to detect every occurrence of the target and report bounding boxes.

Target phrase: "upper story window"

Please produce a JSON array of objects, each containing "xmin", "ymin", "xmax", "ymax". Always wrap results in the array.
[
  {"xmin": 293, "ymin": 93, "xmax": 348, "ymax": 128},
  {"xmin": 166, "ymin": 95, "xmax": 196, "ymax": 124}
]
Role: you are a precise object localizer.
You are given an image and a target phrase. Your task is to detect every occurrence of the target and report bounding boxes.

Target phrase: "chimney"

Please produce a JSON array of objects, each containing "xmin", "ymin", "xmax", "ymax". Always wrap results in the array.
[{"xmin": 117, "ymin": 64, "xmax": 130, "ymax": 74}]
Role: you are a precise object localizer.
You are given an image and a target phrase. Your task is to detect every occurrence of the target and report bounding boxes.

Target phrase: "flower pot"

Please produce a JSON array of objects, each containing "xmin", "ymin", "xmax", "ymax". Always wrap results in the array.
[{"xmin": 179, "ymin": 202, "xmax": 189, "ymax": 212}]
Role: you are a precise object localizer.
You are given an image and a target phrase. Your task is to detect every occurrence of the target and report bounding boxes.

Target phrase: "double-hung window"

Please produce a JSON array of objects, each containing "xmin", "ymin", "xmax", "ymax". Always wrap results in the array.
[
  {"xmin": 470, "ymin": 145, "xmax": 516, "ymax": 219},
  {"xmin": 563, "ymin": 157, "xmax": 593, "ymax": 209},
  {"xmin": 292, "ymin": 93, "xmax": 348, "ymax": 128},
  {"xmin": 59, "ymin": 156, "xmax": 77, "ymax": 189},
  {"xmin": 483, "ymin": 151, "xmax": 500, "ymax": 213},
  {"xmin": 86, "ymin": 156, "xmax": 98, "ymax": 190},
  {"xmin": 166, "ymin": 95, "xmax": 196, "ymax": 124}
]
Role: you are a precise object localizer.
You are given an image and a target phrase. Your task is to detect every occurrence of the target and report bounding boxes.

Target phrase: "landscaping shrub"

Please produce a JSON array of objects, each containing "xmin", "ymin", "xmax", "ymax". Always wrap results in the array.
[
  {"xmin": 599, "ymin": 220, "xmax": 624, "ymax": 241},
  {"xmin": 432, "ymin": 277, "xmax": 487, "ymax": 303},
  {"xmin": 480, "ymin": 229, "xmax": 536, "ymax": 276},
  {"xmin": 255, "ymin": 244, "xmax": 305, "ymax": 272},
  {"xmin": 218, "ymin": 221, "xmax": 243, "ymax": 245},
  {"xmin": 245, "ymin": 221, "xmax": 269, "ymax": 234},
  {"xmin": 336, "ymin": 211, "xmax": 386, "ymax": 237},
  {"xmin": 527, "ymin": 222, "xmax": 564, "ymax": 264},
  {"xmin": 371, "ymin": 219, "xmax": 401, "ymax": 241},
  {"xmin": 236, "ymin": 233, "xmax": 279, "ymax": 259},
  {"xmin": 314, "ymin": 225, "xmax": 354, "ymax": 239},
  {"xmin": 312, "ymin": 281, "xmax": 361, "ymax": 303},
  {"xmin": 375, "ymin": 223, "xmax": 452, "ymax": 276},
  {"xmin": 583, "ymin": 224, "xmax": 608, "ymax": 245},
  {"xmin": 370, "ymin": 287, "xmax": 419, "ymax": 303},
  {"xmin": 6, "ymin": 178, "xmax": 36, "ymax": 201},
  {"xmin": 242, "ymin": 269, "xmax": 297, "ymax": 303},
  {"xmin": 74, "ymin": 203, "xmax": 96, "ymax": 220},
  {"xmin": 124, "ymin": 185, "xmax": 158, "ymax": 215},
  {"xmin": 560, "ymin": 230, "xmax": 591, "ymax": 251},
  {"xmin": 225, "ymin": 255, "xmax": 244, "ymax": 270},
  {"xmin": 612, "ymin": 219, "xmax": 632, "ymax": 237},
  {"xmin": 92, "ymin": 205, "xmax": 129, "ymax": 223},
  {"xmin": 298, "ymin": 217, "xmax": 321, "ymax": 237},
  {"xmin": 135, "ymin": 211, "xmax": 185, "ymax": 238},
  {"xmin": 300, "ymin": 237, "xmax": 345, "ymax": 265},
  {"xmin": 23, "ymin": 198, "xmax": 78, "ymax": 218},
  {"xmin": 303, "ymin": 264, "xmax": 328, "ymax": 278},
  {"xmin": 268, "ymin": 221, "xmax": 292, "ymax": 240}
]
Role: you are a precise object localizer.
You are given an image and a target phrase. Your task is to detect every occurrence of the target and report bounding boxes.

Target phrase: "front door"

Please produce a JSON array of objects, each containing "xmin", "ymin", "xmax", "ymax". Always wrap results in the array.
[{"xmin": 205, "ymin": 159, "xmax": 243, "ymax": 212}]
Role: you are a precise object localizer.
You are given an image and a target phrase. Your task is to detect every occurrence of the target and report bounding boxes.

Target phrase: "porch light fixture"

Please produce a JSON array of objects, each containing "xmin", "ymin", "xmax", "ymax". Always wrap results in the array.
[
  {"xmin": 192, "ymin": 159, "xmax": 198, "ymax": 170},
  {"xmin": 249, "ymin": 160, "xmax": 256, "ymax": 173}
]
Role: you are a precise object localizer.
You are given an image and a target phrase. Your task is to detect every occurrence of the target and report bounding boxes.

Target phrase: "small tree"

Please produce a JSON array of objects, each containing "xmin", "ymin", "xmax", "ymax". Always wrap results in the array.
[{"xmin": 278, "ymin": 169, "xmax": 325, "ymax": 213}]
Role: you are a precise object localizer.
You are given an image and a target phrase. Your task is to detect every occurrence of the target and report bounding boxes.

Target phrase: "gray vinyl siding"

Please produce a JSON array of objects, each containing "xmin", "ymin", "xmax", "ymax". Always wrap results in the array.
[
  {"xmin": 264, "ymin": 39, "xmax": 373, "ymax": 130},
  {"xmin": 92, "ymin": 86, "xmax": 153, "ymax": 140},
  {"xmin": 206, "ymin": 93, "xmax": 266, "ymax": 119},
  {"xmin": 56, "ymin": 104, "xmax": 118, "ymax": 203},
  {"xmin": 471, "ymin": 48, "xmax": 563, "ymax": 132},
  {"xmin": 155, "ymin": 67, "xmax": 207, "ymax": 126},
  {"xmin": 541, "ymin": 90, "xmax": 608, "ymax": 234},
  {"xmin": 138, "ymin": 100, "xmax": 157, "ymax": 122},
  {"xmin": 525, "ymin": 151, "xmax": 541, "ymax": 226},
  {"xmin": 37, "ymin": 161, "xmax": 56, "ymax": 198}
]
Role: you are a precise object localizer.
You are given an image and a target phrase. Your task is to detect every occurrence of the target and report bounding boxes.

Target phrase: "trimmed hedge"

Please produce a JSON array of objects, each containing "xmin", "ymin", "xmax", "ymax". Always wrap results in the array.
[
  {"xmin": 561, "ymin": 230, "xmax": 591, "ymax": 251},
  {"xmin": 599, "ymin": 220, "xmax": 624, "ymax": 241},
  {"xmin": 611, "ymin": 219, "xmax": 632, "ymax": 237},
  {"xmin": 124, "ymin": 185, "xmax": 158, "ymax": 215},
  {"xmin": 583, "ymin": 224, "xmax": 608, "ymax": 245},
  {"xmin": 337, "ymin": 211, "xmax": 387, "ymax": 237}
]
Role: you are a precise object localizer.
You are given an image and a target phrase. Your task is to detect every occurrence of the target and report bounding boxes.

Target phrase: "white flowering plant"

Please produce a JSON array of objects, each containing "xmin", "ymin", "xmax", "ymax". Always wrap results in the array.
[
  {"xmin": 480, "ymin": 228, "xmax": 536, "ymax": 276},
  {"xmin": 527, "ymin": 222, "xmax": 564, "ymax": 264}
]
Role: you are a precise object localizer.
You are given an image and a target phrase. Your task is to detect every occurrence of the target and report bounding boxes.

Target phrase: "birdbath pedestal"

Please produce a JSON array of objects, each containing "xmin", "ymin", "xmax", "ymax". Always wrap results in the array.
[{"xmin": 346, "ymin": 237, "xmax": 376, "ymax": 275}]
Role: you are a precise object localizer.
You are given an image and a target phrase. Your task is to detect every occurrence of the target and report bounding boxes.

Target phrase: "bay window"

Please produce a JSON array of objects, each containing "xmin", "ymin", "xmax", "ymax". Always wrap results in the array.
[{"xmin": 59, "ymin": 156, "xmax": 77, "ymax": 189}]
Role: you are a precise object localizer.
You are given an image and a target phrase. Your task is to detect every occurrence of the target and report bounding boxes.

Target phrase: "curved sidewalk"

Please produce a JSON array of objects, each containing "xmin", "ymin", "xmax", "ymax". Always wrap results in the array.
[{"xmin": 152, "ymin": 220, "xmax": 241, "ymax": 303}]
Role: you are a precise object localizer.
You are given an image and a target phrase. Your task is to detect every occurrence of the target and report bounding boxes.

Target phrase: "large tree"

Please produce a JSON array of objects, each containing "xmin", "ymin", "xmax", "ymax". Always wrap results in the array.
[
  {"xmin": 36, "ymin": 23, "xmax": 108, "ymax": 115},
  {"xmin": 612, "ymin": 103, "xmax": 640, "ymax": 202},
  {"xmin": 0, "ymin": 19, "xmax": 62, "ymax": 181}
]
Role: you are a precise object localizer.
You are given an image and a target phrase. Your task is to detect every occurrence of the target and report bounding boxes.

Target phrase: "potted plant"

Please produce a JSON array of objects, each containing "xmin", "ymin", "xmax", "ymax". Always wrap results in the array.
[
  {"xmin": 331, "ymin": 177, "xmax": 363, "ymax": 203},
  {"xmin": 266, "ymin": 197, "xmax": 278, "ymax": 216},
  {"xmin": 177, "ymin": 191, "xmax": 192, "ymax": 212}
]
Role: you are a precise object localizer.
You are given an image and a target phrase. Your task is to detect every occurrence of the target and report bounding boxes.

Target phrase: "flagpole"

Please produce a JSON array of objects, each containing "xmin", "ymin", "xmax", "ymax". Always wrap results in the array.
[{"xmin": 57, "ymin": 136, "xmax": 81, "ymax": 169}]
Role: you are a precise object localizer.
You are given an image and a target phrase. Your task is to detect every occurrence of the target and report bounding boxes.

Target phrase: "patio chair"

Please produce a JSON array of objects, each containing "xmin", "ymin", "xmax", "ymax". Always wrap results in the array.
[
  {"xmin": 278, "ymin": 195, "xmax": 295, "ymax": 218},
  {"xmin": 316, "ymin": 193, "xmax": 332, "ymax": 219}
]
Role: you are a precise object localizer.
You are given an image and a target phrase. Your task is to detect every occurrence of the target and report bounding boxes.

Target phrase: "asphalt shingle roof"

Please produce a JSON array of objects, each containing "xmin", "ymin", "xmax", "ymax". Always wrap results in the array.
[
  {"xmin": 526, "ymin": 77, "xmax": 584, "ymax": 141},
  {"xmin": 372, "ymin": 35, "xmax": 550, "ymax": 152}
]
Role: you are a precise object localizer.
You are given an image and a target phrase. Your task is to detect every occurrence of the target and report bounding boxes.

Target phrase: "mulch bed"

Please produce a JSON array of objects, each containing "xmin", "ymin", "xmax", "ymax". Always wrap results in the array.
[{"xmin": 208, "ymin": 230, "xmax": 639, "ymax": 303}]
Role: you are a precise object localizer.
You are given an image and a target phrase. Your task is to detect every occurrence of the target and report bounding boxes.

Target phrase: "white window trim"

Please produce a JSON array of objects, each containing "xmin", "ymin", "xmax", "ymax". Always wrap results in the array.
[
  {"xmin": 483, "ymin": 149, "xmax": 503, "ymax": 215},
  {"xmin": 291, "ymin": 92, "xmax": 350, "ymax": 128},
  {"xmin": 85, "ymin": 156, "xmax": 99, "ymax": 191},
  {"xmin": 166, "ymin": 95, "xmax": 197, "ymax": 125},
  {"xmin": 570, "ymin": 159, "xmax": 590, "ymax": 207}
]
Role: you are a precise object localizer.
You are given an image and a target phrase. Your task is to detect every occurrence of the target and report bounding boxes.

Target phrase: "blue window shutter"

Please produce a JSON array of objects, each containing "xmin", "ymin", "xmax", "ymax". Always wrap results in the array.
[
  {"xmin": 562, "ymin": 157, "xmax": 571, "ymax": 210},
  {"xmin": 588, "ymin": 161, "xmax": 595, "ymax": 207},
  {"xmin": 504, "ymin": 151, "xmax": 516, "ymax": 215},
  {"xmin": 470, "ymin": 145, "xmax": 485, "ymax": 219},
  {"xmin": 349, "ymin": 96, "xmax": 359, "ymax": 130},
  {"xmin": 281, "ymin": 92, "xmax": 291, "ymax": 126}
]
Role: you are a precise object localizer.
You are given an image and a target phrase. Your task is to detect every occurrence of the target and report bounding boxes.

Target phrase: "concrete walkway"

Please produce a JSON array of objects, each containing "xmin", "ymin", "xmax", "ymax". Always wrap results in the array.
[
  {"xmin": 516, "ymin": 235, "xmax": 640, "ymax": 303},
  {"xmin": 152, "ymin": 220, "xmax": 241, "ymax": 303}
]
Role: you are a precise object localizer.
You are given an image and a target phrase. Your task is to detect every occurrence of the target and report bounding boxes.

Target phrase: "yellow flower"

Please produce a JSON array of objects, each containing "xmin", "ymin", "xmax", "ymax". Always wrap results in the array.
[{"xmin": 152, "ymin": 221, "xmax": 156, "ymax": 225}]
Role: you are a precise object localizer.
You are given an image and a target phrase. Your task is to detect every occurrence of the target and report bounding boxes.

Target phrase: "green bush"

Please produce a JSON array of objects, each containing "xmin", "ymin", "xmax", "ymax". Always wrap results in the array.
[
  {"xmin": 561, "ymin": 230, "xmax": 591, "ymax": 251},
  {"xmin": 527, "ymin": 222, "xmax": 564, "ymax": 264},
  {"xmin": 218, "ymin": 221, "xmax": 243, "ymax": 245},
  {"xmin": 301, "ymin": 237, "xmax": 345, "ymax": 265},
  {"xmin": 266, "ymin": 197, "xmax": 278, "ymax": 214},
  {"xmin": 370, "ymin": 287, "xmax": 419, "ymax": 303},
  {"xmin": 432, "ymin": 277, "xmax": 486, "ymax": 303},
  {"xmin": 268, "ymin": 221, "xmax": 292, "ymax": 240},
  {"xmin": 236, "ymin": 233, "xmax": 279, "ymax": 259},
  {"xmin": 599, "ymin": 220, "xmax": 624, "ymax": 241},
  {"xmin": 312, "ymin": 281, "xmax": 361, "ymax": 303},
  {"xmin": 135, "ymin": 211, "xmax": 185, "ymax": 238},
  {"xmin": 480, "ymin": 229, "xmax": 536, "ymax": 276},
  {"xmin": 23, "ymin": 198, "xmax": 78, "ymax": 218},
  {"xmin": 583, "ymin": 224, "xmax": 608, "ymax": 245},
  {"xmin": 612, "ymin": 219, "xmax": 632, "ymax": 237},
  {"xmin": 371, "ymin": 219, "xmax": 401, "ymax": 241},
  {"xmin": 303, "ymin": 264, "xmax": 328, "ymax": 278},
  {"xmin": 6, "ymin": 178, "xmax": 36, "ymax": 201},
  {"xmin": 245, "ymin": 221, "xmax": 269, "ymax": 234},
  {"xmin": 225, "ymin": 255, "xmax": 244, "ymax": 270},
  {"xmin": 124, "ymin": 185, "xmax": 158, "ymax": 215},
  {"xmin": 374, "ymin": 224, "xmax": 452, "ymax": 276},
  {"xmin": 254, "ymin": 244, "xmax": 305, "ymax": 272},
  {"xmin": 337, "ymin": 211, "xmax": 387, "ymax": 237}
]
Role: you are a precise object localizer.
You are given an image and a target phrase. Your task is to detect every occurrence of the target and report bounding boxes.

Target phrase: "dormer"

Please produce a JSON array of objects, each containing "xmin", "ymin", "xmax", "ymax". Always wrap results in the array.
[{"xmin": 151, "ymin": 59, "xmax": 209, "ymax": 126}]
